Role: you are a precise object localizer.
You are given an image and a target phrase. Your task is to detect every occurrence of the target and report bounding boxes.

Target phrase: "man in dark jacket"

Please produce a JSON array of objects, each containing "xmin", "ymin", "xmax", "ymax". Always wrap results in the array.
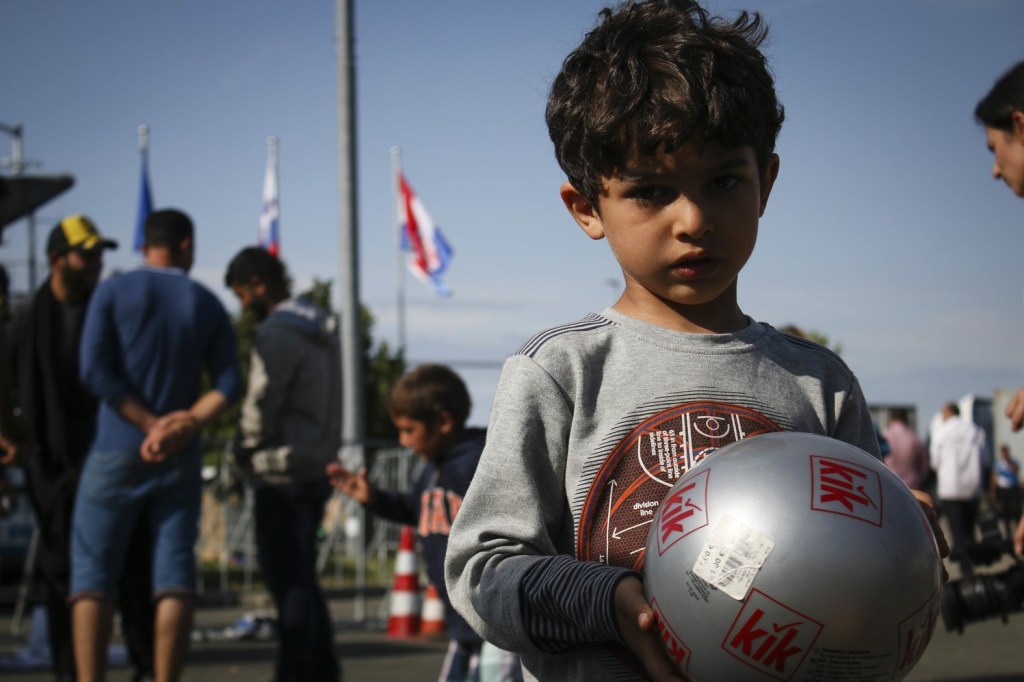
[
  {"xmin": 6, "ymin": 216, "xmax": 154, "ymax": 681},
  {"xmin": 225, "ymin": 246, "xmax": 342, "ymax": 682}
]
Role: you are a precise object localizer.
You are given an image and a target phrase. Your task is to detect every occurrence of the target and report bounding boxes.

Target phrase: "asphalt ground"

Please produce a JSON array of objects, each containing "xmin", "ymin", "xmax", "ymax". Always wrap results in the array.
[
  {"xmin": 0, "ymin": 584, "xmax": 1022, "ymax": 681},
  {"xmin": 0, "ymin": 589, "xmax": 450, "ymax": 681},
  {"xmin": 0, "ymin": 550, "xmax": 1022, "ymax": 680}
]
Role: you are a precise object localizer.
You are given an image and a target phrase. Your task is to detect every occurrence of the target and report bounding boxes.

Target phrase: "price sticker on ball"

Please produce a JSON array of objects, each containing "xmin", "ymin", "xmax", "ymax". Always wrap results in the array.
[{"xmin": 692, "ymin": 514, "xmax": 774, "ymax": 600}]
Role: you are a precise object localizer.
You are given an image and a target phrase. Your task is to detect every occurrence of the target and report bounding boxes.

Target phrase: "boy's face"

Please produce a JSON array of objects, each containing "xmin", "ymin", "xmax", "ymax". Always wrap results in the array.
[
  {"xmin": 984, "ymin": 112, "xmax": 1024, "ymax": 197},
  {"xmin": 393, "ymin": 413, "xmax": 453, "ymax": 462},
  {"xmin": 562, "ymin": 142, "xmax": 779, "ymax": 332}
]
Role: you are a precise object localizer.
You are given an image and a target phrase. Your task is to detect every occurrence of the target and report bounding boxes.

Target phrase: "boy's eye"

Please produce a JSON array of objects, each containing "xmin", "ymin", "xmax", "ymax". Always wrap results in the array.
[
  {"xmin": 628, "ymin": 185, "xmax": 676, "ymax": 206},
  {"xmin": 710, "ymin": 175, "xmax": 740, "ymax": 191}
]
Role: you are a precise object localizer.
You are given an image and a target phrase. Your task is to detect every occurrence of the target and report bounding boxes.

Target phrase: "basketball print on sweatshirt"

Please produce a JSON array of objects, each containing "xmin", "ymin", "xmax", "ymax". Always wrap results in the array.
[{"xmin": 577, "ymin": 400, "xmax": 780, "ymax": 569}]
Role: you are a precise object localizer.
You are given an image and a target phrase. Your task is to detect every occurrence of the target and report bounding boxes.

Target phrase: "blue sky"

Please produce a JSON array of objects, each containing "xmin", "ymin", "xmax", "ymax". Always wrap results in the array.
[{"xmin": 2, "ymin": 0, "xmax": 1023, "ymax": 433}]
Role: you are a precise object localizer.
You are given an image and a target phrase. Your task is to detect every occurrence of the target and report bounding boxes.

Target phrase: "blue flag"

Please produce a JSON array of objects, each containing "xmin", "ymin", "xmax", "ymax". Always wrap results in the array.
[{"xmin": 133, "ymin": 150, "xmax": 152, "ymax": 252}]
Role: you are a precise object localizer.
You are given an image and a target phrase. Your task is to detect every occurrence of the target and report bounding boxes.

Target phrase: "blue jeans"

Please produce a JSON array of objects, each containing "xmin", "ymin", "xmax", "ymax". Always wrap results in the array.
[
  {"xmin": 71, "ymin": 446, "xmax": 201, "ymax": 599},
  {"xmin": 254, "ymin": 478, "xmax": 340, "ymax": 682}
]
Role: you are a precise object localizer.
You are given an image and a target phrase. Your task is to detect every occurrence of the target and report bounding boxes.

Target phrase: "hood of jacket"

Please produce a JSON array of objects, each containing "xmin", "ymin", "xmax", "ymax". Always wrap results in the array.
[{"xmin": 262, "ymin": 297, "xmax": 335, "ymax": 346}]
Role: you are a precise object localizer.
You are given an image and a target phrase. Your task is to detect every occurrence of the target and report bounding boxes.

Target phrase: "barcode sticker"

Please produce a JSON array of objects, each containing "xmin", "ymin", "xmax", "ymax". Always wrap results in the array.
[{"xmin": 692, "ymin": 514, "xmax": 773, "ymax": 601}]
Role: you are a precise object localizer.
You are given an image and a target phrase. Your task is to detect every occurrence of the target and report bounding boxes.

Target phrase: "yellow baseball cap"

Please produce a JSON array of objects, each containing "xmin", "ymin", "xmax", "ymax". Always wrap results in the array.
[{"xmin": 46, "ymin": 215, "xmax": 118, "ymax": 254}]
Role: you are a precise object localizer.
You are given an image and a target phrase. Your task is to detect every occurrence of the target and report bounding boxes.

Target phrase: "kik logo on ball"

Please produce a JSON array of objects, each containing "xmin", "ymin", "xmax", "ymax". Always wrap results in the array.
[
  {"xmin": 655, "ymin": 470, "xmax": 709, "ymax": 556},
  {"xmin": 811, "ymin": 455, "xmax": 883, "ymax": 526},
  {"xmin": 723, "ymin": 590, "xmax": 822, "ymax": 678}
]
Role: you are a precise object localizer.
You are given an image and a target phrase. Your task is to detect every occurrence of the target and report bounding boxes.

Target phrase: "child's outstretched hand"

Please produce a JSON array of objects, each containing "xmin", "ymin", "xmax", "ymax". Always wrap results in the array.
[
  {"xmin": 911, "ymin": 488, "xmax": 950, "ymax": 583},
  {"xmin": 325, "ymin": 462, "xmax": 374, "ymax": 505},
  {"xmin": 614, "ymin": 575, "xmax": 688, "ymax": 682}
]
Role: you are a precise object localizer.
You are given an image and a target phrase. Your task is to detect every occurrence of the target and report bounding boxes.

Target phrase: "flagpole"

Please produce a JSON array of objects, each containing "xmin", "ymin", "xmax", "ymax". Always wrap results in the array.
[
  {"xmin": 336, "ymin": 0, "xmax": 367, "ymax": 622},
  {"xmin": 134, "ymin": 125, "xmax": 152, "ymax": 253},
  {"xmin": 391, "ymin": 146, "xmax": 406, "ymax": 353}
]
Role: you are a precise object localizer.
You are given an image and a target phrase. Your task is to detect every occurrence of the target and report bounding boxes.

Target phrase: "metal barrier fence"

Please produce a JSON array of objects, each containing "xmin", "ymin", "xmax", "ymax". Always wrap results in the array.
[
  {"xmin": 194, "ymin": 444, "xmax": 417, "ymax": 592},
  {"xmin": 5, "ymin": 442, "xmax": 418, "ymax": 634}
]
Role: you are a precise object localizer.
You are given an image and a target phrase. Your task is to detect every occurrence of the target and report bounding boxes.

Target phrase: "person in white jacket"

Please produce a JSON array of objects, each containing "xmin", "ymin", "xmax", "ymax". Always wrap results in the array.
[{"xmin": 929, "ymin": 402, "xmax": 991, "ymax": 575}]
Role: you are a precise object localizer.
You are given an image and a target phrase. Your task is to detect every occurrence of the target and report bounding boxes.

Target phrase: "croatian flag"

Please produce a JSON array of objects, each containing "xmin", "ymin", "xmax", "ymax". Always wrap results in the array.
[
  {"xmin": 259, "ymin": 138, "xmax": 280, "ymax": 257},
  {"xmin": 398, "ymin": 173, "xmax": 452, "ymax": 297}
]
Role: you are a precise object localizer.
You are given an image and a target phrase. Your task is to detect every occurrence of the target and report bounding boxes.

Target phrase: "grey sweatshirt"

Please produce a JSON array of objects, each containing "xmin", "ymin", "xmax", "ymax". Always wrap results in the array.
[{"xmin": 445, "ymin": 309, "xmax": 879, "ymax": 681}]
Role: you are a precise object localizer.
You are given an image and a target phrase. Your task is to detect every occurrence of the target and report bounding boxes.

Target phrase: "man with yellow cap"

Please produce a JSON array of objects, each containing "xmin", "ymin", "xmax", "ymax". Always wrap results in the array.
[{"xmin": 5, "ymin": 215, "xmax": 154, "ymax": 681}]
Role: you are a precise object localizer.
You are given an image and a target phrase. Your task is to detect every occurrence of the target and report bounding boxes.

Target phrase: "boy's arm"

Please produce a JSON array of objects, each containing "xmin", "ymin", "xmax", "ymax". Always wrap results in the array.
[
  {"xmin": 366, "ymin": 486, "xmax": 418, "ymax": 526},
  {"xmin": 327, "ymin": 463, "xmax": 418, "ymax": 526},
  {"xmin": 446, "ymin": 357, "xmax": 640, "ymax": 656}
]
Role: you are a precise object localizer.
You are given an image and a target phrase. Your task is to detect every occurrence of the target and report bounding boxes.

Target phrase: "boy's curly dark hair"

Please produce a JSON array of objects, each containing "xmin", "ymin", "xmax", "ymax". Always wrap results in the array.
[
  {"xmin": 546, "ymin": 0, "xmax": 785, "ymax": 204},
  {"xmin": 389, "ymin": 364, "xmax": 471, "ymax": 428}
]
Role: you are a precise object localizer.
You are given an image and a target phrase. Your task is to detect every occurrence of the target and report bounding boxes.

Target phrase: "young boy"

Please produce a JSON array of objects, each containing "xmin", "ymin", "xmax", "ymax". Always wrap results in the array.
[
  {"xmin": 444, "ymin": 2, "xmax": 904, "ymax": 681},
  {"xmin": 327, "ymin": 365, "xmax": 519, "ymax": 682}
]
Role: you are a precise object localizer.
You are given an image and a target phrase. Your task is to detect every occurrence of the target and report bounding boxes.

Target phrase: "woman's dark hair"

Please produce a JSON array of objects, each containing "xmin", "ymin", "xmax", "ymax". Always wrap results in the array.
[{"xmin": 975, "ymin": 60, "xmax": 1024, "ymax": 132}]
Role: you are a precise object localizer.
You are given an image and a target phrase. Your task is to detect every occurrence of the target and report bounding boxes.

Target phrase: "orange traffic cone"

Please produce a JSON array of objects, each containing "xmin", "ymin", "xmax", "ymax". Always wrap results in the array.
[
  {"xmin": 420, "ymin": 583, "xmax": 446, "ymax": 636},
  {"xmin": 387, "ymin": 526, "xmax": 421, "ymax": 638}
]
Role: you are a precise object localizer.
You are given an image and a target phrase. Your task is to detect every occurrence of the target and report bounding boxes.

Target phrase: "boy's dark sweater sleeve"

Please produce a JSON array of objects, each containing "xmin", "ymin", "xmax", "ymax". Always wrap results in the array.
[
  {"xmin": 519, "ymin": 554, "xmax": 640, "ymax": 652},
  {"xmin": 366, "ymin": 485, "xmax": 418, "ymax": 527}
]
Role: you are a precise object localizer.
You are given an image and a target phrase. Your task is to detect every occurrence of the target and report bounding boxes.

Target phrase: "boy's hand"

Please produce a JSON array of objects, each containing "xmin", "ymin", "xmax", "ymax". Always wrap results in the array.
[
  {"xmin": 614, "ymin": 575, "xmax": 687, "ymax": 682},
  {"xmin": 911, "ymin": 489, "xmax": 950, "ymax": 583},
  {"xmin": 325, "ymin": 463, "xmax": 374, "ymax": 505}
]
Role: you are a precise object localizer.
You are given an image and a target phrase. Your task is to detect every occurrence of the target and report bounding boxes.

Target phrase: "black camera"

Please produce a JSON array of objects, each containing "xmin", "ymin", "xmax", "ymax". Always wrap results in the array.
[
  {"xmin": 941, "ymin": 515, "xmax": 1024, "ymax": 633},
  {"xmin": 941, "ymin": 562, "xmax": 1024, "ymax": 633}
]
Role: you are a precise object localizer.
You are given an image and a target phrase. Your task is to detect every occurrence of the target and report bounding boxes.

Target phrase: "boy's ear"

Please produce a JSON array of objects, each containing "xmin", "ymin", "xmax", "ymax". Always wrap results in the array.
[
  {"xmin": 758, "ymin": 154, "xmax": 781, "ymax": 217},
  {"xmin": 560, "ymin": 181, "xmax": 605, "ymax": 241},
  {"xmin": 436, "ymin": 410, "xmax": 455, "ymax": 435}
]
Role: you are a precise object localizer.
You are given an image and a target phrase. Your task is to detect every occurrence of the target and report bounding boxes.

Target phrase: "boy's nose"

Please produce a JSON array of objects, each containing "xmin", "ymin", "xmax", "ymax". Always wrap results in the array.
[
  {"xmin": 670, "ymin": 199, "xmax": 711, "ymax": 240},
  {"xmin": 993, "ymin": 160, "xmax": 1003, "ymax": 180}
]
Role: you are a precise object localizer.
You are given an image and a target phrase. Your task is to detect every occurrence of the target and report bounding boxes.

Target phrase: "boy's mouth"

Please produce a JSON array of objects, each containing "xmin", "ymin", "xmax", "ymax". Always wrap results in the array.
[{"xmin": 672, "ymin": 253, "xmax": 718, "ymax": 279}]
